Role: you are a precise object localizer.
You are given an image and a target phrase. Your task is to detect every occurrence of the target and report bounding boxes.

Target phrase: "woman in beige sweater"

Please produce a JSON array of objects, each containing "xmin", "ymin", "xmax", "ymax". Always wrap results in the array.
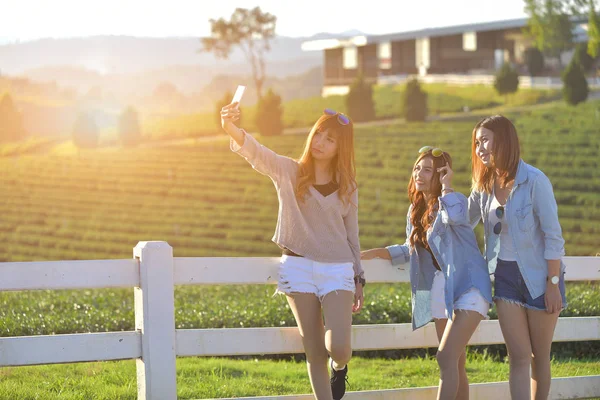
[{"xmin": 221, "ymin": 102, "xmax": 365, "ymax": 400}]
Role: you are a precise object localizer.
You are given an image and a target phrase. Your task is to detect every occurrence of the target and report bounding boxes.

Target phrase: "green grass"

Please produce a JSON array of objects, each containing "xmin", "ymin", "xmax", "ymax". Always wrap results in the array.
[
  {"xmin": 374, "ymin": 83, "xmax": 559, "ymax": 118},
  {"xmin": 1, "ymin": 354, "xmax": 599, "ymax": 399},
  {"xmin": 2, "ymin": 282, "xmax": 600, "ymax": 337}
]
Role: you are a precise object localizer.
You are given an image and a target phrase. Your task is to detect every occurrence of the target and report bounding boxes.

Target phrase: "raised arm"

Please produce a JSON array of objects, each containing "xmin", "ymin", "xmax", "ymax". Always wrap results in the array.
[
  {"xmin": 221, "ymin": 102, "xmax": 293, "ymax": 181},
  {"xmin": 436, "ymin": 162, "xmax": 469, "ymax": 226},
  {"xmin": 221, "ymin": 102, "xmax": 245, "ymax": 147}
]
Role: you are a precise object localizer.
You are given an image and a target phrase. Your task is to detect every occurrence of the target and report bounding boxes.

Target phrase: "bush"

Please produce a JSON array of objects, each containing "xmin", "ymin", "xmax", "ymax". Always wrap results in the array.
[
  {"xmin": 562, "ymin": 58, "xmax": 589, "ymax": 105},
  {"xmin": 72, "ymin": 112, "xmax": 99, "ymax": 148},
  {"xmin": 524, "ymin": 47, "xmax": 545, "ymax": 76},
  {"xmin": 346, "ymin": 74, "xmax": 376, "ymax": 122},
  {"xmin": 494, "ymin": 63, "xmax": 519, "ymax": 99},
  {"xmin": 118, "ymin": 106, "xmax": 141, "ymax": 147},
  {"xmin": 255, "ymin": 88, "xmax": 283, "ymax": 136},
  {"xmin": 402, "ymin": 79, "xmax": 428, "ymax": 122},
  {"xmin": 0, "ymin": 93, "xmax": 27, "ymax": 142}
]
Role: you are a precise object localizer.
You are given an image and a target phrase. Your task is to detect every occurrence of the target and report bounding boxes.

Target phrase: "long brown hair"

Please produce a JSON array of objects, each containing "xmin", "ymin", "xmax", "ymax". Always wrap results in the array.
[
  {"xmin": 295, "ymin": 113, "xmax": 357, "ymax": 205},
  {"xmin": 408, "ymin": 150, "xmax": 452, "ymax": 251},
  {"xmin": 471, "ymin": 115, "xmax": 521, "ymax": 193}
]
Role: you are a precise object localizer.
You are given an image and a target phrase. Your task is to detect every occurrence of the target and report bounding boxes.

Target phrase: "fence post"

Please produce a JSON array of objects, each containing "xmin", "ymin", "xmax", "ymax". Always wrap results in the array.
[{"xmin": 133, "ymin": 241, "xmax": 177, "ymax": 400}]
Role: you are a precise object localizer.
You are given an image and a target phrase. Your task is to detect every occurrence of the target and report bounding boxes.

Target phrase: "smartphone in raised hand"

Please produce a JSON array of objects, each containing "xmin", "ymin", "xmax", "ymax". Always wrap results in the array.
[{"xmin": 231, "ymin": 85, "xmax": 245, "ymax": 108}]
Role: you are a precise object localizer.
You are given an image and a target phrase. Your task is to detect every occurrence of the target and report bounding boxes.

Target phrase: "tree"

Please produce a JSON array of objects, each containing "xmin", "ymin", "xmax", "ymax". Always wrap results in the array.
[
  {"xmin": 588, "ymin": 1, "xmax": 600, "ymax": 58},
  {"xmin": 118, "ymin": 106, "xmax": 141, "ymax": 147},
  {"xmin": 574, "ymin": 41, "xmax": 595, "ymax": 71},
  {"xmin": 201, "ymin": 7, "xmax": 276, "ymax": 100},
  {"xmin": 255, "ymin": 88, "xmax": 283, "ymax": 136},
  {"xmin": 72, "ymin": 112, "xmax": 99, "ymax": 148},
  {"xmin": 494, "ymin": 63, "xmax": 520, "ymax": 101},
  {"xmin": 524, "ymin": 47, "xmax": 545, "ymax": 75},
  {"xmin": 564, "ymin": 0, "xmax": 600, "ymax": 57},
  {"xmin": 0, "ymin": 93, "xmax": 26, "ymax": 142},
  {"xmin": 402, "ymin": 79, "xmax": 428, "ymax": 122},
  {"xmin": 345, "ymin": 74, "xmax": 376, "ymax": 123},
  {"xmin": 524, "ymin": 0, "xmax": 574, "ymax": 65},
  {"xmin": 562, "ymin": 57, "xmax": 589, "ymax": 104}
]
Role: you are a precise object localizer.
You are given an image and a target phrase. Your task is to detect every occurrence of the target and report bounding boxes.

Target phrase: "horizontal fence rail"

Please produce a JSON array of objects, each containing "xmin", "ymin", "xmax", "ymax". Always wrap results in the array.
[
  {"xmin": 1, "ymin": 259, "xmax": 138, "ymax": 291},
  {"xmin": 2, "ymin": 256, "xmax": 597, "ymax": 291},
  {"xmin": 1, "ymin": 242, "xmax": 598, "ymax": 400},
  {"xmin": 3, "ymin": 316, "xmax": 598, "ymax": 365},
  {"xmin": 0, "ymin": 331, "xmax": 141, "ymax": 366},
  {"xmin": 174, "ymin": 316, "xmax": 600, "ymax": 357}
]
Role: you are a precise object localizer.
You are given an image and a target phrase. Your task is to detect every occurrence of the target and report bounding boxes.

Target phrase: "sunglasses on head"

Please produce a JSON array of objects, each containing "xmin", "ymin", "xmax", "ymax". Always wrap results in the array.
[
  {"xmin": 418, "ymin": 145, "xmax": 445, "ymax": 158},
  {"xmin": 324, "ymin": 108, "xmax": 350, "ymax": 126}
]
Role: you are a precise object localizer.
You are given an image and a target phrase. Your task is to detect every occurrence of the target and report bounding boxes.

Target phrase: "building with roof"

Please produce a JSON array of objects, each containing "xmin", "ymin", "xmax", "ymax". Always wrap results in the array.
[{"xmin": 302, "ymin": 18, "xmax": 589, "ymax": 96}]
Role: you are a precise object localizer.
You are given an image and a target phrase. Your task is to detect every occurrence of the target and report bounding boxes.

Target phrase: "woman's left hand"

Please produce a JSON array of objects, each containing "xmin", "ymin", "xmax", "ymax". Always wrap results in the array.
[
  {"xmin": 438, "ymin": 162, "xmax": 453, "ymax": 188},
  {"xmin": 544, "ymin": 283, "xmax": 562, "ymax": 314},
  {"xmin": 353, "ymin": 283, "xmax": 364, "ymax": 313}
]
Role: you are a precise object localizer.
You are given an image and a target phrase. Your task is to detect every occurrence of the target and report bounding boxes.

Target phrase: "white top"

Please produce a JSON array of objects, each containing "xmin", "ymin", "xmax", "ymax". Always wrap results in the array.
[
  {"xmin": 231, "ymin": 131, "xmax": 363, "ymax": 277},
  {"xmin": 489, "ymin": 192, "xmax": 517, "ymax": 261}
]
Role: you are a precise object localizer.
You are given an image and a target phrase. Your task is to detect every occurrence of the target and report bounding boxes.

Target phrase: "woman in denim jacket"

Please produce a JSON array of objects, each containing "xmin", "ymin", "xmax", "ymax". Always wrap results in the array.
[
  {"xmin": 362, "ymin": 147, "xmax": 492, "ymax": 400},
  {"xmin": 468, "ymin": 115, "xmax": 566, "ymax": 400}
]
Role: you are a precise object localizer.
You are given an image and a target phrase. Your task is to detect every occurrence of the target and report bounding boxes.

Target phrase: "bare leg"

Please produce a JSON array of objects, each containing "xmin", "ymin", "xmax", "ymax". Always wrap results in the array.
[
  {"xmin": 322, "ymin": 290, "xmax": 354, "ymax": 370},
  {"xmin": 436, "ymin": 311, "xmax": 483, "ymax": 400},
  {"xmin": 496, "ymin": 300, "xmax": 532, "ymax": 400},
  {"xmin": 287, "ymin": 293, "xmax": 332, "ymax": 400},
  {"xmin": 527, "ymin": 308, "xmax": 560, "ymax": 400}
]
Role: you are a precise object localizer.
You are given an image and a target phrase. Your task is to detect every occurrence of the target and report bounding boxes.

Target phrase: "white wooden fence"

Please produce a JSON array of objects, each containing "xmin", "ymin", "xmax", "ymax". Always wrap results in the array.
[{"xmin": 1, "ymin": 241, "xmax": 599, "ymax": 400}]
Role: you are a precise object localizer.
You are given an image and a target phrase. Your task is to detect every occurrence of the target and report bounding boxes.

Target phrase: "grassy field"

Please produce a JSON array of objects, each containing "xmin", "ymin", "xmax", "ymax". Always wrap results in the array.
[
  {"xmin": 1, "ymin": 355, "xmax": 600, "ymax": 399},
  {"xmin": 0, "ymin": 136, "xmax": 59, "ymax": 157},
  {"xmin": 142, "ymin": 83, "xmax": 561, "ymax": 139},
  {"xmin": 0, "ymin": 98, "xmax": 598, "ymax": 398},
  {"xmin": 1, "ymin": 100, "xmax": 598, "ymax": 263}
]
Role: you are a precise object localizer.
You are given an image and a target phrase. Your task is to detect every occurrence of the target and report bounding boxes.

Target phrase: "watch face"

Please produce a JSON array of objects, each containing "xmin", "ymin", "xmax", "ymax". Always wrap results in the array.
[{"xmin": 551, "ymin": 276, "xmax": 559, "ymax": 285}]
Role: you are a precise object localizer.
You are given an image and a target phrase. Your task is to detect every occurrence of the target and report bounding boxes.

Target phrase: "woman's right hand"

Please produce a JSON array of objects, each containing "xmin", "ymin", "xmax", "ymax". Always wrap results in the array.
[
  {"xmin": 220, "ymin": 102, "xmax": 240, "ymax": 132},
  {"xmin": 361, "ymin": 248, "xmax": 390, "ymax": 260},
  {"xmin": 438, "ymin": 162, "xmax": 453, "ymax": 189}
]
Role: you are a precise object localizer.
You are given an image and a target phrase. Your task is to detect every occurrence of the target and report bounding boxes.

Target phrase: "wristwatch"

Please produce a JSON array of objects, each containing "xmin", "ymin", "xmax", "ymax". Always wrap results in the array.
[
  {"xmin": 547, "ymin": 275, "xmax": 559, "ymax": 285},
  {"xmin": 354, "ymin": 275, "xmax": 366, "ymax": 287}
]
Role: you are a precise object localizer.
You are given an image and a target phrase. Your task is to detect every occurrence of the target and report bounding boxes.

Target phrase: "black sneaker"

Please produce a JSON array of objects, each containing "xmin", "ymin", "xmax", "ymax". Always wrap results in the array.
[{"xmin": 330, "ymin": 359, "xmax": 349, "ymax": 400}]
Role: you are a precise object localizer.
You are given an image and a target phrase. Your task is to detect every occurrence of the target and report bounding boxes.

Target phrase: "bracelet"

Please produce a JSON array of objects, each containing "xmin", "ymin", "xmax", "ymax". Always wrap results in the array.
[
  {"xmin": 354, "ymin": 275, "xmax": 366, "ymax": 287},
  {"xmin": 442, "ymin": 187, "xmax": 454, "ymax": 193}
]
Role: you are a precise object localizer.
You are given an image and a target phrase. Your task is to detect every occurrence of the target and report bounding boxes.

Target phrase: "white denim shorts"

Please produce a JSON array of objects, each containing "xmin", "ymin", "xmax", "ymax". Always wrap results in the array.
[
  {"xmin": 431, "ymin": 270, "xmax": 490, "ymax": 319},
  {"xmin": 275, "ymin": 255, "xmax": 355, "ymax": 300}
]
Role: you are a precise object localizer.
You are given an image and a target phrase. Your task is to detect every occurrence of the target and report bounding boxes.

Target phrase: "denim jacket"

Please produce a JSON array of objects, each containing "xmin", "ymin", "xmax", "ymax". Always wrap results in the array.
[
  {"xmin": 387, "ymin": 192, "xmax": 493, "ymax": 330},
  {"xmin": 468, "ymin": 160, "xmax": 566, "ymax": 300}
]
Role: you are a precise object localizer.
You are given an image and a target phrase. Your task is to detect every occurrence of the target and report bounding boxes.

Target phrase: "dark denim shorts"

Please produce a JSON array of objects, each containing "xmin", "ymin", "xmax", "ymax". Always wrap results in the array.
[{"xmin": 494, "ymin": 259, "xmax": 567, "ymax": 311}]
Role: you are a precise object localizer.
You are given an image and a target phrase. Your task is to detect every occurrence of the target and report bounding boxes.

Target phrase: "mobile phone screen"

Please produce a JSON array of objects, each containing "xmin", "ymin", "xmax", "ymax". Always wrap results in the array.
[{"xmin": 232, "ymin": 85, "xmax": 246, "ymax": 105}]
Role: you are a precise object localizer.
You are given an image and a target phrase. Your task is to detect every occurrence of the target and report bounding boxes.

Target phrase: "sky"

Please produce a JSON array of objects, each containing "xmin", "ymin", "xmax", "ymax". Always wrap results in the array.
[{"xmin": 1, "ymin": 0, "xmax": 529, "ymax": 43}]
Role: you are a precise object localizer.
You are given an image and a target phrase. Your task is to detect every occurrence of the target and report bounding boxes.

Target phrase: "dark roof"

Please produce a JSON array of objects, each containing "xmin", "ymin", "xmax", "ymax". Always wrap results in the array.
[
  {"xmin": 371, "ymin": 18, "xmax": 528, "ymax": 43},
  {"xmin": 302, "ymin": 18, "xmax": 529, "ymax": 51}
]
